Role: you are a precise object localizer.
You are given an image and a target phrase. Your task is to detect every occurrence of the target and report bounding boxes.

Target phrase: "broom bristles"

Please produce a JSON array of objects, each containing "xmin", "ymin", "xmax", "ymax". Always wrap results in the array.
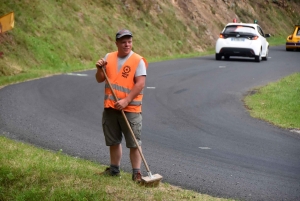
[{"xmin": 141, "ymin": 174, "xmax": 163, "ymax": 187}]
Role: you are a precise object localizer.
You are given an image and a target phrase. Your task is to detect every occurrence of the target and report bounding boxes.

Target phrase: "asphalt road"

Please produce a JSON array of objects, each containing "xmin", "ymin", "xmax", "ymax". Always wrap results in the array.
[{"xmin": 1, "ymin": 45, "xmax": 300, "ymax": 201}]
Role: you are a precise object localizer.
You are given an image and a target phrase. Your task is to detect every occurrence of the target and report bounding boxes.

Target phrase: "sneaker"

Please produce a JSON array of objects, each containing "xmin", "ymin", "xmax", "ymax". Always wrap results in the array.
[
  {"xmin": 96, "ymin": 167, "xmax": 120, "ymax": 176},
  {"xmin": 132, "ymin": 171, "xmax": 142, "ymax": 183}
]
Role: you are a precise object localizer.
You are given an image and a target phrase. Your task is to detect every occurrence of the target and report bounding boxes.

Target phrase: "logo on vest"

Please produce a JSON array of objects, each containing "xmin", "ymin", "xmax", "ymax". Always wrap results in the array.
[{"xmin": 122, "ymin": 66, "xmax": 131, "ymax": 78}]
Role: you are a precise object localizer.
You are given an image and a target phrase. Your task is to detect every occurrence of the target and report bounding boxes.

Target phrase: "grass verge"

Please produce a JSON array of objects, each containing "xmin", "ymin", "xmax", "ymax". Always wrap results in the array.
[
  {"xmin": 244, "ymin": 73, "xmax": 300, "ymax": 129},
  {"xmin": 0, "ymin": 136, "xmax": 232, "ymax": 201}
]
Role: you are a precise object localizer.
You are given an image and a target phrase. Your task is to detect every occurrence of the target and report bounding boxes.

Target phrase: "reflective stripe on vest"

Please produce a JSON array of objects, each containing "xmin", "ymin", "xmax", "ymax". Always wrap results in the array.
[
  {"xmin": 105, "ymin": 83, "xmax": 144, "ymax": 95},
  {"xmin": 104, "ymin": 94, "xmax": 142, "ymax": 106}
]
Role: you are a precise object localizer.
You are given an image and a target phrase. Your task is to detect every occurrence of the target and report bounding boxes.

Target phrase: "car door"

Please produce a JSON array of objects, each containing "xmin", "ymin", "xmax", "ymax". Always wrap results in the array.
[{"xmin": 257, "ymin": 26, "xmax": 268, "ymax": 56}]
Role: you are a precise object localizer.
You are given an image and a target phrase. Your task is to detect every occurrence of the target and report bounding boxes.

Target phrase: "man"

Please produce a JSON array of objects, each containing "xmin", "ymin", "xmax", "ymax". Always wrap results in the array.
[{"xmin": 95, "ymin": 29, "xmax": 148, "ymax": 182}]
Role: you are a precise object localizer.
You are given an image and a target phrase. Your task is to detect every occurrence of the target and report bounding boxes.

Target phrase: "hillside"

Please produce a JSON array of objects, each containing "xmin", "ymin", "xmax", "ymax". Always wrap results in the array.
[{"xmin": 0, "ymin": 0, "xmax": 299, "ymax": 84}]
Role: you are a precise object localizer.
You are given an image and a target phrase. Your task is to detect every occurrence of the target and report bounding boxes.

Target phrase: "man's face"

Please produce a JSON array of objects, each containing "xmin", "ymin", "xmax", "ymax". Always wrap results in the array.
[{"xmin": 116, "ymin": 36, "xmax": 132, "ymax": 57}]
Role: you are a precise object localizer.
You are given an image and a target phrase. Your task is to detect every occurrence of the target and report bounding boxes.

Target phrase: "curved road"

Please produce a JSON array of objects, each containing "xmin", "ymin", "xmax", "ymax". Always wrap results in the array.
[{"xmin": 0, "ymin": 46, "xmax": 300, "ymax": 200}]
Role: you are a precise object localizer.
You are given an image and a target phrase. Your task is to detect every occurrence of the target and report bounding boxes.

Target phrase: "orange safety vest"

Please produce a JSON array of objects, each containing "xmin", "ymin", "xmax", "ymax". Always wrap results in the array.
[{"xmin": 104, "ymin": 51, "xmax": 148, "ymax": 113}]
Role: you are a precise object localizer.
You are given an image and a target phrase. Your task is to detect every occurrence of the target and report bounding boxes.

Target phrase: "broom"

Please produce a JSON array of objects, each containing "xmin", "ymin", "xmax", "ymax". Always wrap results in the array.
[{"xmin": 100, "ymin": 66, "xmax": 163, "ymax": 186}]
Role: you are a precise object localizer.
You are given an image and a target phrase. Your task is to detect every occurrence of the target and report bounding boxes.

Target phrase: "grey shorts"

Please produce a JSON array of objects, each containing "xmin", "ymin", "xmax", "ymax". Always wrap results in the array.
[{"xmin": 102, "ymin": 108, "xmax": 142, "ymax": 148}]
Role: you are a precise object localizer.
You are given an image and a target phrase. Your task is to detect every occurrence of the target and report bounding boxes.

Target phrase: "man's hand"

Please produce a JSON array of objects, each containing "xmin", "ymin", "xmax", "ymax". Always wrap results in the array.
[
  {"xmin": 96, "ymin": 58, "xmax": 107, "ymax": 68},
  {"xmin": 95, "ymin": 58, "xmax": 107, "ymax": 83},
  {"xmin": 114, "ymin": 76, "xmax": 146, "ymax": 110},
  {"xmin": 114, "ymin": 98, "xmax": 130, "ymax": 110}
]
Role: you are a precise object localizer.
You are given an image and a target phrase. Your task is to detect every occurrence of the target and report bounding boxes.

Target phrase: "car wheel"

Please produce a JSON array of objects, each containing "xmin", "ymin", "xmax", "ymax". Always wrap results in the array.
[
  {"xmin": 286, "ymin": 48, "xmax": 292, "ymax": 51},
  {"xmin": 262, "ymin": 48, "xmax": 268, "ymax": 61},
  {"xmin": 255, "ymin": 49, "xmax": 262, "ymax": 62},
  {"xmin": 216, "ymin": 53, "xmax": 221, "ymax": 60},
  {"xmin": 224, "ymin": 55, "xmax": 230, "ymax": 60}
]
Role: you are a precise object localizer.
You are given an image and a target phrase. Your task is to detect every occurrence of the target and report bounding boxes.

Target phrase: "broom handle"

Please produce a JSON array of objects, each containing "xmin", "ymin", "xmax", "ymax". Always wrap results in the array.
[{"xmin": 101, "ymin": 66, "xmax": 151, "ymax": 173}]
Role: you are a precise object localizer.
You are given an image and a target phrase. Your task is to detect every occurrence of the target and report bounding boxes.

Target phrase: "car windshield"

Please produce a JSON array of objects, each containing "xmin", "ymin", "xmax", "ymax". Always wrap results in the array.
[{"xmin": 224, "ymin": 25, "xmax": 256, "ymax": 34}]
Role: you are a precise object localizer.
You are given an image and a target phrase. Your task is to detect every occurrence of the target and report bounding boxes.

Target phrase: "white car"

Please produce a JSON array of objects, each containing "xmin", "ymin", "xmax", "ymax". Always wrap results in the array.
[{"xmin": 215, "ymin": 22, "xmax": 271, "ymax": 62}]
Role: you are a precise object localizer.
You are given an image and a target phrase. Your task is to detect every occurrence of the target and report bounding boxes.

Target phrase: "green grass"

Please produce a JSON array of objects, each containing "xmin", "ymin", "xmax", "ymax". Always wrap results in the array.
[
  {"xmin": 0, "ymin": 136, "xmax": 232, "ymax": 201},
  {"xmin": 0, "ymin": 0, "xmax": 204, "ymax": 80},
  {"xmin": 244, "ymin": 73, "xmax": 300, "ymax": 129},
  {"xmin": 267, "ymin": 36, "xmax": 286, "ymax": 47}
]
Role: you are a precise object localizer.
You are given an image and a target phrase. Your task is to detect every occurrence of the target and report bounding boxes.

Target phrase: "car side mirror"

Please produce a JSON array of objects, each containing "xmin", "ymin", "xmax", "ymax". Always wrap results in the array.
[
  {"xmin": 288, "ymin": 36, "xmax": 292, "ymax": 40},
  {"xmin": 265, "ymin": 34, "xmax": 271, "ymax": 38}
]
